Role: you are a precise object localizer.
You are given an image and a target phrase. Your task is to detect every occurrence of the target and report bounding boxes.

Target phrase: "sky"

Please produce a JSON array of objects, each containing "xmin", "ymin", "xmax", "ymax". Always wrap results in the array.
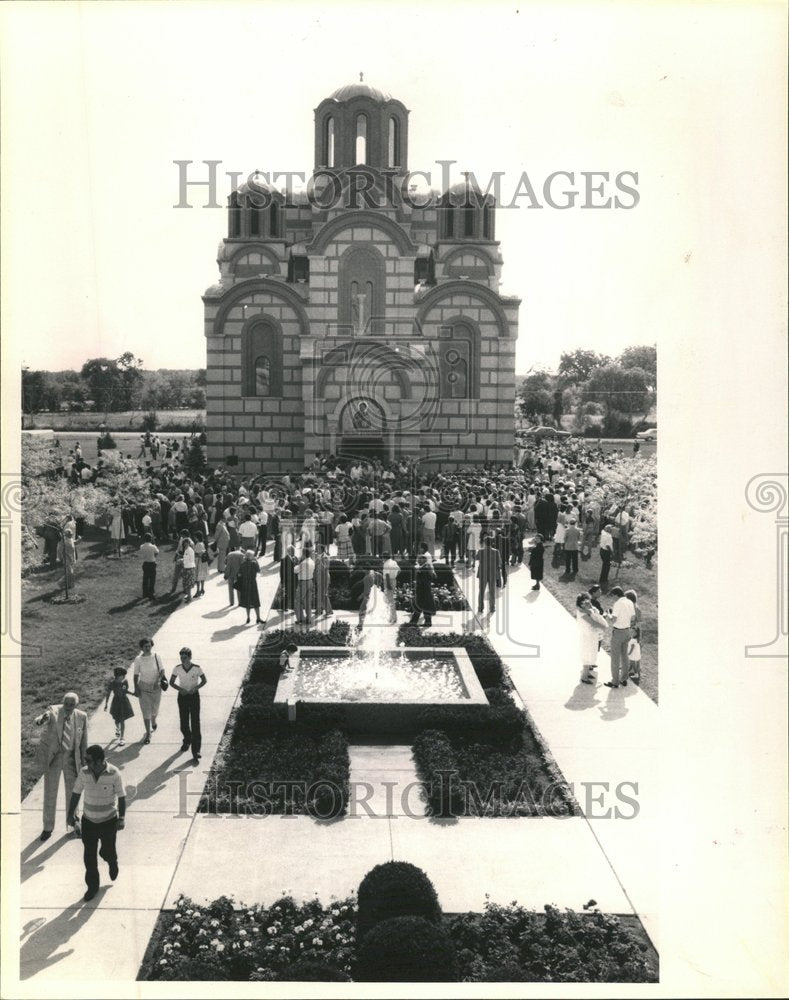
[{"xmin": 0, "ymin": 2, "xmax": 785, "ymax": 374}]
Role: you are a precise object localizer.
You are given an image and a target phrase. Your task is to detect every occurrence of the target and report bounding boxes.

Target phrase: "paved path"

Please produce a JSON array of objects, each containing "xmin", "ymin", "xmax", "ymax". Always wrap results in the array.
[{"xmin": 15, "ymin": 545, "xmax": 658, "ymax": 986}]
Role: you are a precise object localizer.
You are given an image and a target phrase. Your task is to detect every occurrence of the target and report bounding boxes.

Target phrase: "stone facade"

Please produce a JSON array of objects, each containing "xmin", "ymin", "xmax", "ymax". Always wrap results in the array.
[{"xmin": 204, "ymin": 80, "xmax": 520, "ymax": 475}]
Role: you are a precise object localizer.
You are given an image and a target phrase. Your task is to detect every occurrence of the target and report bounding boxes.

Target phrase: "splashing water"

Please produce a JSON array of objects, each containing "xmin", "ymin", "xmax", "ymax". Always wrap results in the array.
[{"xmin": 292, "ymin": 586, "xmax": 468, "ymax": 701}]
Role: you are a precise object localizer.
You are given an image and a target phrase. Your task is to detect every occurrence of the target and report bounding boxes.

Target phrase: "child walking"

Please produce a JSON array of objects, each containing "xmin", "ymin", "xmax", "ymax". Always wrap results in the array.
[
  {"xmin": 628, "ymin": 626, "xmax": 642, "ymax": 683},
  {"xmin": 104, "ymin": 666, "xmax": 135, "ymax": 745}
]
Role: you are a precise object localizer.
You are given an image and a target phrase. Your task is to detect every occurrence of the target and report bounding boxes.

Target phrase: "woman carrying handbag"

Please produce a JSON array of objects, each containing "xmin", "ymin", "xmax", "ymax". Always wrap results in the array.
[{"xmin": 132, "ymin": 638, "xmax": 168, "ymax": 745}]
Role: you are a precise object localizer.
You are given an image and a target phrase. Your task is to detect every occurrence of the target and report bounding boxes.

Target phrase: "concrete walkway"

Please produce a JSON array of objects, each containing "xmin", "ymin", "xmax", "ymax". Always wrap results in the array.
[{"xmin": 15, "ymin": 544, "xmax": 658, "ymax": 986}]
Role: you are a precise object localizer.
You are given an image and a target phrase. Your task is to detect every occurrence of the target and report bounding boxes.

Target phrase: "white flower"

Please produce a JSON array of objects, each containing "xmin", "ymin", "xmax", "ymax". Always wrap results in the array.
[
  {"xmin": 239, "ymin": 929, "xmax": 247, "ymax": 937},
  {"xmin": 162, "ymin": 944, "xmax": 173, "ymax": 954},
  {"xmin": 171, "ymin": 923, "xmax": 181, "ymax": 933},
  {"xmin": 210, "ymin": 918, "xmax": 220, "ymax": 927},
  {"xmin": 313, "ymin": 937, "xmax": 323, "ymax": 946},
  {"xmin": 244, "ymin": 941, "xmax": 252, "ymax": 948},
  {"xmin": 159, "ymin": 959, "xmax": 168, "ymax": 966},
  {"xmin": 173, "ymin": 942, "xmax": 181, "ymax": 950}
]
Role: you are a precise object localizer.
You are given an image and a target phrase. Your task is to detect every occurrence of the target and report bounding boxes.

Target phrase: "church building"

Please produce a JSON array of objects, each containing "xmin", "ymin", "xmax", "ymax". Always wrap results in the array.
[{"xmin": 204, "ymin": 79, "xmax": 520, "ymax": 474}]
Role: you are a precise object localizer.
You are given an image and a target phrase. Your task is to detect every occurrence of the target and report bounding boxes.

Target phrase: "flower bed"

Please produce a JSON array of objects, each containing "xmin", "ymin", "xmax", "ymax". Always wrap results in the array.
[
  {"xmin": 138, "ymin": 893, "xmax": 657, "ymax": 983},
  {"xmin": 448, "ymin": 900, "xmax": 658, "ymax": 983},
  {"xmin": 197, "ymin": 623, "xmax": 351, "ymax": 817},
  {"xmin": 398, "ymin": 627, "xmax": 579, "ymax": 818},
  {"xmin": 140, "ymin": 893, "xmax": 357, "ymax": 981}
]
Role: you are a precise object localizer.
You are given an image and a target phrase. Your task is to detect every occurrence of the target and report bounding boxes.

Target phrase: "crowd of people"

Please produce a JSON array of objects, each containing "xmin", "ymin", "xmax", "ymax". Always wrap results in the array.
[{"xmin": 31, "ymin": 434, "xmax": 655, "ymax": 898}]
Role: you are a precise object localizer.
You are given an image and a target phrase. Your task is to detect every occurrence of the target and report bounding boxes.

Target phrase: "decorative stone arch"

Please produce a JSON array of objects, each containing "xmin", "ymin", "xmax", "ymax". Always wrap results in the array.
[
  {"xmin": 241, "ymin": 313, "xmax": 283, "ymax": 397},
  {"xmin": 314, "ymin": 342, "xmax": 413, "ymax": 400},
  {"xmin": 228, "ymin": 243, "xmax": 283, "ymax": 277},
  {"xmin": 338, "ymin": 245, "xmax": 386, "ymax": 334},
  {"xmin": 306, "ymin": 210, "xmax": 418, "ymax": 255},
  {"xmin": 207, "ymin": 279, "xmax": 310, "ymax": 339},
  {"xmin": 440, "ymin": 245, "xmax": 495, "ymax": 276},
  {"xmin": 415, "ymin": 281, "xmax": 511, "ymax": 338}
]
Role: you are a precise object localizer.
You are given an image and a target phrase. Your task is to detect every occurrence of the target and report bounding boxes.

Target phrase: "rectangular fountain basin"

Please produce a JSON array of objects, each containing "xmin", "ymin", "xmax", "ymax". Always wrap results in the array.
[{"xmin": 273, "ymin": 647, "xmax": 489, "ymax": 732}]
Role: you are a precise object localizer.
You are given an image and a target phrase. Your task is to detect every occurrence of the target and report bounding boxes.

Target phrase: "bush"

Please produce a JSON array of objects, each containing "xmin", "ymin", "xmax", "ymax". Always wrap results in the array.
[
  {"xmin": 357, "ymin": 862, "xmax": 442, "ymax": 941},
  {"xmin": 277, "ymin": 958, "xmax": 351, "ymax": 981},
  {"xmin": 354, "ymin": 916, "xmax": 457, "ymax": 982}
]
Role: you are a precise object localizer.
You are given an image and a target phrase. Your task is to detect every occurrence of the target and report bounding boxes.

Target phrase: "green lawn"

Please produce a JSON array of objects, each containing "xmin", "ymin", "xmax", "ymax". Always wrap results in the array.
[
  {"xmin": 542, "ymin": 549, "xmax": 658, "ymax": 703},
  {"xmin": 20, "ymin": 527, "xmax": 184, "ymax": 795}
]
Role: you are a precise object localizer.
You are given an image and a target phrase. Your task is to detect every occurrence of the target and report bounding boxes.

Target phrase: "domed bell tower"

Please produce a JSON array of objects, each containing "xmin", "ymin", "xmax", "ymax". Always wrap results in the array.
[{"xmin": 314, "ymin": 74, "xmax": 409, "ymax": 175}]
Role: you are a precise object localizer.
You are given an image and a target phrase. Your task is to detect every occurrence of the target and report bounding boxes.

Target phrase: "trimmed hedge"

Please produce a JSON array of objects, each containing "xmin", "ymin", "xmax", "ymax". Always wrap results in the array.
[
  {"xmin": 198, "ymin": 624, "xmax": 351, "ymax": 817},
  {"xmin": 448, "ymin": 902, "xmax": 658, "ymax": 983},
  {"xmin": 356, "ymin": 862, "xmax": 442, "ymax": 941},
  {"xmin": 354, "ymin": 916, "xmax": 458, "ymax": 983},
  {"xmin": 275, "ymin": 958, "xmax": 351, "ymax": 982}
]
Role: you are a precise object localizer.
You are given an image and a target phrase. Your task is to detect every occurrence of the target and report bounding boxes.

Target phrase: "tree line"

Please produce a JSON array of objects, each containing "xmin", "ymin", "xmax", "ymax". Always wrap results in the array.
[
  {"xmin": 517, "ymin": 345, "xmax": 656, "ymax": 437},
  {"xmin": 22, "ymin": 352, "xmax": 206, "ymax": 414}
]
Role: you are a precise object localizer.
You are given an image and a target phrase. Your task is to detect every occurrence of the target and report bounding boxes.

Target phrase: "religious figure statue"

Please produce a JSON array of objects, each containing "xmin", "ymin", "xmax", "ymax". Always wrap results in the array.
[{"xmin": 352, "ymin": 401, "xmax": 372, "ymax": 429}]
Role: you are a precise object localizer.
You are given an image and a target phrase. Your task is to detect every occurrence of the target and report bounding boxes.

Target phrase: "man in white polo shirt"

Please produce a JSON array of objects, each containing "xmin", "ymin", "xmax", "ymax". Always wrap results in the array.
[
  {"xmin": 605, "ymin": 586, "xmax": 636, "ymax": 689},
  {"xmin": 238, "ymin": 512, "xmax": 259, "ymax": 552},
  {"xmin": 68, "ymin": 744, "xmax": 125, "ymax": 901},
  {"xmin": 170, "ymin": 647, "xmax": 207, "ymax": 766},
  {"xmin": 294, "ymin": 550, "xmax": 315, "ymax": 628}
]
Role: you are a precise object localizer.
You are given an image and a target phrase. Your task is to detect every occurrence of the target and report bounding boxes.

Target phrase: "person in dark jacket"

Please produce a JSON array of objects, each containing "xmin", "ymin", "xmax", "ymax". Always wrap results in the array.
[
  {"xmin": 408, "ymin": 556, "xmax": 437, "ymax": 627},
  {"xmin": 279, "ymin": 545, "xmax": 297, "ymax": 613},
  {"xmin": 528, "ymin": 534, "xmax": 545, "ymax": 591},
  {"xmin": 234, "ymin": 550, "xmax": 262, "ymax": 625},
  {"xmin": 534, "ymin": 494, "xmax": 552, "ymax": 539}
]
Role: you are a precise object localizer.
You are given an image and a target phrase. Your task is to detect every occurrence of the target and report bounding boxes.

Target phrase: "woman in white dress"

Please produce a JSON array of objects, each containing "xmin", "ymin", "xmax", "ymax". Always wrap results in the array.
[{"xmin": 576, "ymin": 593, "xmax": 608, "ymax": 684}]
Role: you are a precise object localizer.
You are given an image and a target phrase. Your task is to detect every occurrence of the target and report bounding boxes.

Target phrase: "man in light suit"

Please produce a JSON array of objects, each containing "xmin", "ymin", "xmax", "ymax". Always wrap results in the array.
[
  {"xmin": 476, "ymin": 535, "xmax": 503, "ymax": 616},
  {"xmin": 34, "ymin": 692, "xmax": 88, "ymax": 841}
]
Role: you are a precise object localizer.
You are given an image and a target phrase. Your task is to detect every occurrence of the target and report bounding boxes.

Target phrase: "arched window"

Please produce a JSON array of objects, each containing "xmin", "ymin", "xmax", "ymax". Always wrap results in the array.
[
  {"xmin": 388, "ymin": 116, "xmax": 400, "ymax": 168},
  {"xmin": 229, "ymin": 193, "xmax": 241, "ymax": 238},
  {"xmin": 250, "ymin": 205, "xmax": 261, "ymax": 237},
  {"xmin": 254, "ymin": 356, "xmax": 271, "ymax": 396},
  {"xmin": 440, "ymin": 205, "xmax": 454, "ymax": 239},
  {"xmin": 325, "ymin": 116, "xmax": 336, "ymax": 168},
  {"xmin": 339, "ymin": 246, "xmax": 385, "ymax": 335},
  {"xmin": 463, "ymin": 206, "xmax": 475, "ymax": 237},
  {"xmin": 242, "ymin": 319, "xmax": 283, "ymax": 397},
  {"xmin": 355, "ymin": 114, "xmax": 367, "ymax": 165},
  {"xmin": 270, "ymin": 202, "xmax": 279, "ymax": 238},
  {"xmin": 482, "ymin": 203, "xmax": 493, "ymax": 240}
]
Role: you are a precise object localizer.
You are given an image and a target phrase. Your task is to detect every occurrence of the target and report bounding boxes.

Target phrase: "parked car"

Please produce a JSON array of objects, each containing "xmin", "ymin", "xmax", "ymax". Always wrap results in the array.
[
  {"xmin": 635, "ymin": 428, "xmax": 657, "ymax": 441},
  {"xmin": 521, "ymin": 426, "xmax": 572, "ymax": 440}
]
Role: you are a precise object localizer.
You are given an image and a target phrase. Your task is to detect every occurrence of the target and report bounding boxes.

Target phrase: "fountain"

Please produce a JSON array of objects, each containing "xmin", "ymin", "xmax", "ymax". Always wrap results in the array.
[{"xmin": 273, "ymin": 585, "xmax": 488, "ymax": 730}]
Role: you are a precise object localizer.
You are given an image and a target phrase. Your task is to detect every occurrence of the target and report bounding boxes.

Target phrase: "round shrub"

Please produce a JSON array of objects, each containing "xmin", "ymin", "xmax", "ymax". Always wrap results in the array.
[
  {"xmin": 357, "ymin": 861, "xmax": 442, "ymax": 941},
  {"xmin": 277, "ymin": 958, "xmax": 351, "ymax": 981},
  {"xmin": 354, "ymin": 915, "xmax": 457, "ymax": 982}
]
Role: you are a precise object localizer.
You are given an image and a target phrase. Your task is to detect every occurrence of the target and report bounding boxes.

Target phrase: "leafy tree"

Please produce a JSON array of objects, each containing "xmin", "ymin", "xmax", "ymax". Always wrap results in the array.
[
  {"xmin": 184, "ymin": 437, "xmax": 207, "ymax": 476},
  {"xmin": 557, "ymin": 349, "xmax": 610, "ymax": 384},
  {"xmin": 517, "ymin": 372, "xmax": 555, "ymax": 422},
  {"xmin": 584, "ymin": 363, "xmax": 651, "ymax": 431},
  {"xmin": 116, "ymin": 351, "xmax": 144, "ymax": 410},
  {"xmin": 587, "ymin": 455, "xmax": 657, "ymax": 569},
  {"xmin": 81, "ymin": 357, "xmax": 121, "ymax": 416},
  {"xmin": 93, "ymin": 452, "xmax": 150, "ymax": 510},
  {"xmin": 22, "ymin": 370, "xmax": 47, "ymax": 414},
  {"xmin": 20, "ymin": 439, "xmax": 103, "ymax": 579},
  {"xmin": 619, "ymin": 345, "xmax": 656, "ymax": 390}
]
